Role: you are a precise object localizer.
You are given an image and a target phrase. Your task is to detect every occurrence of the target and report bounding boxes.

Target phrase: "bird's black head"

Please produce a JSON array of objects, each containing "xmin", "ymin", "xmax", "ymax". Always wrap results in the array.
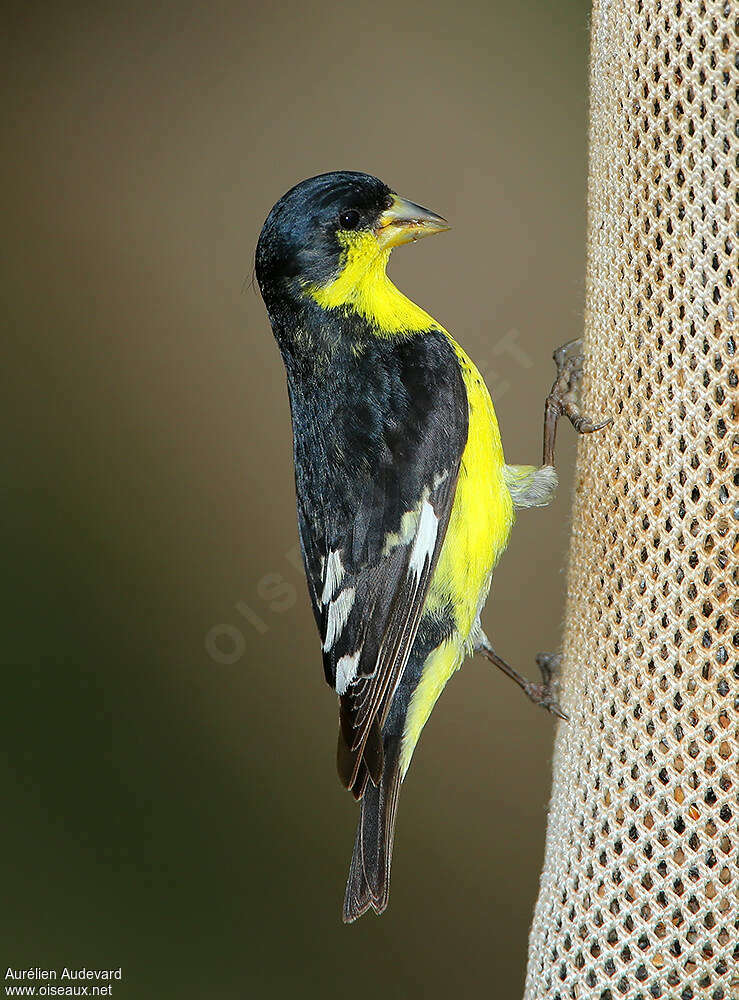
[
  {"xmin": 255, "ymin": 172, "xmax": 391, "ymax": 297},
  {"xmin": 255, "ymin": 171, "xmax": 448, "ymax": 309}
]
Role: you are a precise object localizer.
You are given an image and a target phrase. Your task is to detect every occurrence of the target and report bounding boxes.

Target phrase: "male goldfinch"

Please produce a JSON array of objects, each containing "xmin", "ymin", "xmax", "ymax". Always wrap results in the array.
[{"xmin": 255, "ymin": 171, "xmax": 604, "ymax": 922}]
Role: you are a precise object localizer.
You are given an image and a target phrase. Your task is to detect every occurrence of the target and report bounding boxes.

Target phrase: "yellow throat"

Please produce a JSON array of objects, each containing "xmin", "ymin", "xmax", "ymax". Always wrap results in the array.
[{"xmin": 305, "ymin": 231, "xmax": 439, "ymax": 336}]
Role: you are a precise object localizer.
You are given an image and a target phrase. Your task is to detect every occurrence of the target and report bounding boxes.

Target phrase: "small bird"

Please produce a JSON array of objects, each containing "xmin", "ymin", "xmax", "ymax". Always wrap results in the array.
[{"xmin": 255, "ymin": 171, "xmax": 604, "ymax": 921}]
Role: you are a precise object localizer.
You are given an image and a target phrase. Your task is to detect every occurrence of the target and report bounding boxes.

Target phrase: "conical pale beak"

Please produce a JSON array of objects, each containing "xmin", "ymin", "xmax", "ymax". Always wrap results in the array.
[{"xmin": 375, "ymin": 194, "xmax": 450, "ymax": 249}]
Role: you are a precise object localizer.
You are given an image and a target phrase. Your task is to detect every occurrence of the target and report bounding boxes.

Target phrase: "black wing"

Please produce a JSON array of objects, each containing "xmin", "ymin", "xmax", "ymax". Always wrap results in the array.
[{"xmin": 289, "ymin": 331, "xmax": 468, "ymax": 793}]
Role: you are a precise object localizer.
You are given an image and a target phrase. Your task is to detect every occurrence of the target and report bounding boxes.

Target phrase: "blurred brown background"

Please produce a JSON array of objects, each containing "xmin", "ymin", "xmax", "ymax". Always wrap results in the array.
[{"xmin": 3, "ymin": 1, "xmax": 591, "ymax": 996}]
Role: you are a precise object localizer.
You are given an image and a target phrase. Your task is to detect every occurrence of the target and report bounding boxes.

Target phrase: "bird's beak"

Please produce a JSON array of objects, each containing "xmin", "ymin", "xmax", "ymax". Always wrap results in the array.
[{"xmin": 375, "ymin": 194, "xmax": 450, "ymax": 249}]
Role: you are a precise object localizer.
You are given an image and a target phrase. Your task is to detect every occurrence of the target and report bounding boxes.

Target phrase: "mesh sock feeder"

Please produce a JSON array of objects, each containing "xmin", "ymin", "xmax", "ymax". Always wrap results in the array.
[{"xmin": 524, "ymin": 2, "xmax": 737, "ymax": 998}]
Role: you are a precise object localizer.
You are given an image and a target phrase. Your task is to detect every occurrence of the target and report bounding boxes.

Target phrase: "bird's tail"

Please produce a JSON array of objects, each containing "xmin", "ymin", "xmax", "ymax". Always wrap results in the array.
[{"xmin": 342, "ymin": 735, "xmax": 402, "ymax": 923}]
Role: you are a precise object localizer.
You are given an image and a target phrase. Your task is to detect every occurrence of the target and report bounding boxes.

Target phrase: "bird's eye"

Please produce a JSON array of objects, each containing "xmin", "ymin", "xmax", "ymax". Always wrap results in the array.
[{"xmin": 338, "ymin": 209, "xmax": 361, "ymax": 230}]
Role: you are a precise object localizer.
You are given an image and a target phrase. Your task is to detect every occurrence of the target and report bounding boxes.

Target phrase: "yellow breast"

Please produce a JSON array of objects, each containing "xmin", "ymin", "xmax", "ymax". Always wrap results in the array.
[
  {"xmin": 401, "ymin": 338, "xmax": 514, "ymax": 776},
  {"xmin": 426, "ymin": 337, "xmax": 513, "ymax": 636}
]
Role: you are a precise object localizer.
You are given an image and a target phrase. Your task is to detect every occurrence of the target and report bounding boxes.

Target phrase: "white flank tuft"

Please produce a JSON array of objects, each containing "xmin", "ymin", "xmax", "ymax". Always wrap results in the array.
[{"xmin": 504, "ymin": 463, "xmax": 559, "ymax": 508}]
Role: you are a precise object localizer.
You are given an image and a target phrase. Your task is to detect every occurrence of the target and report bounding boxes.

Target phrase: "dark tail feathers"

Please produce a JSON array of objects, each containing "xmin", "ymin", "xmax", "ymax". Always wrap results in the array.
[{"xmin": 342, "ymin": 736, "xmax": 402, "ymax": 923}]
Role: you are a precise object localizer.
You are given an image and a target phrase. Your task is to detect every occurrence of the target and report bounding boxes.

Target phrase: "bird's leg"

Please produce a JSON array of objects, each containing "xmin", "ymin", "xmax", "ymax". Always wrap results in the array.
[
  {"xmin": 485, "ymin": 341, "xmax": 608, "ymax": 715},
  {"xmin": 543, "ymin": 338, "xmax": 611, "ymax": 467},
  {"xmin": 476, "ymin": 636, "xmax": 567, "ymax": 720}
]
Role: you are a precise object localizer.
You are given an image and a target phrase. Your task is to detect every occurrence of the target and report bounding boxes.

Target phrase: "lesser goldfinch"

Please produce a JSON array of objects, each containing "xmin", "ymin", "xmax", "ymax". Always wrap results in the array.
[{"xmin": 255, "ymin": 171, "xmax": 604, "ymax": 922}]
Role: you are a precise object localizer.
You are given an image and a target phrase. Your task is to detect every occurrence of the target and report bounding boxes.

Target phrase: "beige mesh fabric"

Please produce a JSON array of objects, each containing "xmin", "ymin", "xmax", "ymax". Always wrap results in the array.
[{"xmin": 524, "ymin": 2, "xmax": 737, "ymax": 998}]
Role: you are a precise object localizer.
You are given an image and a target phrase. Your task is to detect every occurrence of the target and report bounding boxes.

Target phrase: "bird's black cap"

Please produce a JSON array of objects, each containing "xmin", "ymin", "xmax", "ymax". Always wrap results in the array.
[{"xmin": 255, "ymin": 171, "xmax": 393, "ymax": 295}]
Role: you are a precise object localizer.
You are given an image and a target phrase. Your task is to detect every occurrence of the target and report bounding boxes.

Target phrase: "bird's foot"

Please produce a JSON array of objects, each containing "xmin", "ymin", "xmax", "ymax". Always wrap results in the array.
[
  {"xmin": 477, "ymin": 640, "xmax": 567, "ymax": 720},
  {"xmin": 527, "ymin": 652, "xmax": 567, "ymax": 720},
  {"xmin": 543, "ymin": 338, "xmax": 612, "ymax": 466}
]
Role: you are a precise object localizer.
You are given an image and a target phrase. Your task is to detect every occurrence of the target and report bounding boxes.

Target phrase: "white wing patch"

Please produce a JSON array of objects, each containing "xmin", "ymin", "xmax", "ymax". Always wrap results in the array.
[
  {"xmin": 335, "ymin": 649, "xmax": 361, "ymax": 695},
  {"xmin": 432, "ymin": 468, "xmax": 450, "ymax": 490},
  {"xmin": 321, "ymin": 549, "xmax": 344, "ymax": 604},
  {"xmin": 381, "ymin": 506, "xmax": 420, "ymax": 556},
  {"xmin": 408, "ymin": 500, "xmax": 438, "ymax": 578},
  {"xmin": 380, "ymin": 476, "xmax": 448, "ymax": 560},
  {"xmin": 325, "ymin": 484, "xmax": 444, "ymax": 691},
  {"xmin": 323, "ymin": 586, "xmax": 356, "ymax": 651}
]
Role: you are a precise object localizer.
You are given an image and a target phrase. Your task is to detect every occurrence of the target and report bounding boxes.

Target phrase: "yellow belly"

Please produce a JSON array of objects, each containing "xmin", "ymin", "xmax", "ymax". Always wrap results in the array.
[
  {"xmin": 400, "ymin": 338, "xmax": 514, "ymax": 775},
  {"xmin": 426, "ymin": 340, "xmax": 513, "ymax": 633}
]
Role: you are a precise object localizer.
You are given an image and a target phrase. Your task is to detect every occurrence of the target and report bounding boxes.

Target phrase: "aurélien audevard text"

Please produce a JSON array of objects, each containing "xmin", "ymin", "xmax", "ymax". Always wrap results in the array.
[{"xmin": 5, "ymin": 969, "xmax": 123, "ymax": 996}]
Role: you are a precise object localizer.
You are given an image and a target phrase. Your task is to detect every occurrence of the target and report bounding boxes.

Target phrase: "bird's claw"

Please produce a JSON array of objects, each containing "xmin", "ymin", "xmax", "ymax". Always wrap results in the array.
[
  {"xmin": 543, "ymin": 338, "xmax": 612, "ymax": 465},
  {"xmin": 527, "ymin": 652, "xmax": 567, "ymax": 720},
  {"xmin": 477, "ymin": 641, "xmax": 567, "ymax": 720},
  {"xmin": 552, "ymin": 337, "xmax": 581, "ymax": 370},
  {"xmin": 548, "ymin": 338, "xmax": 612, "ymax": 437}
]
